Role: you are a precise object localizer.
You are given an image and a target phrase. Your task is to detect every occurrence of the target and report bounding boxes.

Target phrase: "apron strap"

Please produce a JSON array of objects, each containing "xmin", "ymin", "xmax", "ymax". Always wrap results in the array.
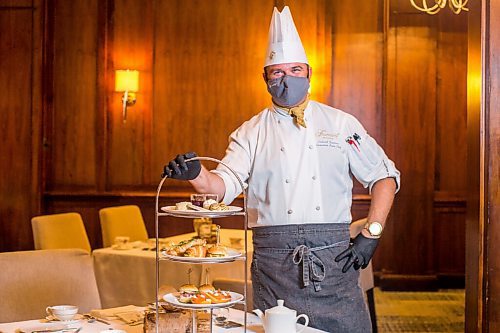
[{"xmin": 292, "ymin": 241, "xmax": 348, "ymax": 292}]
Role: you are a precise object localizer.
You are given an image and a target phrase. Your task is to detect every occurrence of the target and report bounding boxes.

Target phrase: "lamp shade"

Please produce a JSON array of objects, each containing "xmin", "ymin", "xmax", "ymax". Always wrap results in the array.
[{"xmin": 115, "ymin": 70, "xmax": 139, "ymax": 92}]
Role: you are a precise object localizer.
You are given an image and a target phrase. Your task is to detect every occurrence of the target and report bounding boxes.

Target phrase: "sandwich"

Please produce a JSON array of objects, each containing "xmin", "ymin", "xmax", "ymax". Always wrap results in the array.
[
  {"xmin": 198, "ymin": 283, "xmax": 216, "ymax": 293},
  {"xmin": 169, "ymin": 238, "xmax": 206, "ymax": 256},
  {"xmin": 206, "ymin": 245, "xmax": 227, "ymax": 258},
  {"xmin": 177, "ymin": 284, "xmax": 198, "ymax": 303}
]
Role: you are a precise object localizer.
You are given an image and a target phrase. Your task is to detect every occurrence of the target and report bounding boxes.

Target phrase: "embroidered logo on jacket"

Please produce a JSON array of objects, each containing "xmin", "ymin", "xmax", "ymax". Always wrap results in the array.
[
  {"xmin": 316, "ymin": 130, "xmax": 341, "ymax": 149},
  {"xmin": 346, "ymin": 133, "xmax": 361, "ymax": 152}
]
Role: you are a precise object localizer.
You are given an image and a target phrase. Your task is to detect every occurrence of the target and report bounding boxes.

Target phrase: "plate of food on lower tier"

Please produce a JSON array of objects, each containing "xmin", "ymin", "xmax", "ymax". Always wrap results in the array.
[{"xmin": 163, "ymin": 285, "xmax": 244, "ymax": 309}]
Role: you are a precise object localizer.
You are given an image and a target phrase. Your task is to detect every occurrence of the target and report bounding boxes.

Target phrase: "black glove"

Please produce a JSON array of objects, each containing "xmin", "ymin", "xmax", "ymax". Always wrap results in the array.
[
  {"xmin": 334, "ymin": 233, "xmax": 379, "ymax": 273},
  {"xmin": 161, "ymin": 152, "xmax": 201, "ymax": 180}
]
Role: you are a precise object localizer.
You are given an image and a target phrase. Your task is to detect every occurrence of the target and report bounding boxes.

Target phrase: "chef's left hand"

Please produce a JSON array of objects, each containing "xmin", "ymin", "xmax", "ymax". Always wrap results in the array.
[{"xmin": 334, "ymin": 234, "xmax": 379, "ymax": 273}]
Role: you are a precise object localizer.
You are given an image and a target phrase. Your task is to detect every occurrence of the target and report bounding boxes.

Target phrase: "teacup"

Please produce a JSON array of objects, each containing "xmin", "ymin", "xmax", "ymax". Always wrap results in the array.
[
  {"xmin": 46, "ymin": 305, "xmax": 78, "ymax": 321},
  {"xmin": 113, "ymin": 236, "xmax": 130, "ymax": 249}
]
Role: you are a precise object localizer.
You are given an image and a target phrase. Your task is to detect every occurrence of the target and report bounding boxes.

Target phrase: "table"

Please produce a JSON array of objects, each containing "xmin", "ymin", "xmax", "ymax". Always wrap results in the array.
[
  {"xmin": 0, "ymin": 308, "xmax": 326, "ymax": 333},
  {"xmin": 93, "ymin": 229, "xmax": 252, "ymax": 308},
  {"xmin": 0, "ymin": 315, "xmax": 141, "ymax": 333}
]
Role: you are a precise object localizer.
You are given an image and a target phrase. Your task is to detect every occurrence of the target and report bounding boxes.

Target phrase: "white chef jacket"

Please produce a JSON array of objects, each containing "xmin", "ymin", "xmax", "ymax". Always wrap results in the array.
[{"xmin": 211, "ymin": 100, "xmax": 400, "ymax": 228}]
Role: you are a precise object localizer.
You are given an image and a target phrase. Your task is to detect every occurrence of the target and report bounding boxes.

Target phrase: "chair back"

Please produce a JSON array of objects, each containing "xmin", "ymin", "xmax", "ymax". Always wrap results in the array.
[
  {"xmin": 0, "ymin": 249, "xmax": 101, "ymax": 322},
  {"xmin": 31, "ymin": 212, "xmax": 91, "ymax": 253},
  {"xmin": 99, "ymin": 205, "xmax": 149, "ymax": 247}
]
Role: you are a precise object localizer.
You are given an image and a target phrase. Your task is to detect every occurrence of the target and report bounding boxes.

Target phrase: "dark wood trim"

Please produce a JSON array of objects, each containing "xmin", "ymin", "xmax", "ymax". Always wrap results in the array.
[
  {"xmin": 31, "ymin": 0, "xmax": 43, "ymax": 217},
  {"xmin": 466, "ymin": 0, "xmax": 485, "ymax": 331},
  {"xmin": 375, "ymin": 272, "xmax": 465, "ymax": 291},
  {"xmin": 95, "ymin": 0, "xmax": 111, "ymax": 192},
  {"xmin": 376, "ymin": 273, "xmax": 439, "ymax": 291},
  {"xmin": 437, "ymin": 273, "xmax": 466, "ymax": 289},
  {"xmin": 41, "ymin": 0, "xmax": 54, "ymax": 196}
]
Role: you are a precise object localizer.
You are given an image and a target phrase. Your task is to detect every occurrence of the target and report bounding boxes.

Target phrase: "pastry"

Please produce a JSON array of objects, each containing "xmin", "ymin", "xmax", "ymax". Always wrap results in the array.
[
  {"xmin": 208, "ymin": 202, "xmax": 230, "ymax": 211},
  {"xmin": 204, "ymin": 290, "xmax": 232, "ymax": 304},
  {"xmin": 184, "ymin": 245, "xmax": 207, "ymax": 257}
]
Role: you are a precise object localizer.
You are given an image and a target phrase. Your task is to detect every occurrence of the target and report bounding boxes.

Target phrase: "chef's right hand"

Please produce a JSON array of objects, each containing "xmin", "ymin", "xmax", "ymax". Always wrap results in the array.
[{"xmin": 161, "ymin": 152, "xmax": 201, "ymax": 180}]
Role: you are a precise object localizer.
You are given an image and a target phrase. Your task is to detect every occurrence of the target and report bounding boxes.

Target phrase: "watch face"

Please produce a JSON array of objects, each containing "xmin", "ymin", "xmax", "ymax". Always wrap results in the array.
[{"xmin": 368, "ymin": 222, "xmax": 383, "ymax": 236}]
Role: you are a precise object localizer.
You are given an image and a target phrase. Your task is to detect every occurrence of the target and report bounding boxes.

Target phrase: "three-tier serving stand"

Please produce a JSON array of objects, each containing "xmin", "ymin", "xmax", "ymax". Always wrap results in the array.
[{"xmin": 154, "ymin": 157, "xmax": 249, "ymax": 332}]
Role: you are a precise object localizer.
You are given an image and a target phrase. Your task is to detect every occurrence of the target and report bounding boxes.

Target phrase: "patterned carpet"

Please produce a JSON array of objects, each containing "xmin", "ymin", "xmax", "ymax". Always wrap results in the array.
[{"xmin": 374, "ymin": 288, "xmax": 465, "ymax": 333}]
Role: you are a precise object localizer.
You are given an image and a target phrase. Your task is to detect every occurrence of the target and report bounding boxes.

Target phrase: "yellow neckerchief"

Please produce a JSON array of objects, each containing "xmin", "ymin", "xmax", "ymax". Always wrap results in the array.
[{"xmin": 273, "ymin": 96, "xmax": 310, "ymax": 128}]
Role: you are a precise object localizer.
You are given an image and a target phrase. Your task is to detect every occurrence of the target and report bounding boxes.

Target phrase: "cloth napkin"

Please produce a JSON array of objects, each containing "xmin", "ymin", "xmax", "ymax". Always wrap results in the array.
[
  {"xmin": 273, "ymin": 96, "xmax": 309, "ymax": 128},
  {"xmin": 90, "ymin": 305, "xmax": 144, "ymax": 324}
]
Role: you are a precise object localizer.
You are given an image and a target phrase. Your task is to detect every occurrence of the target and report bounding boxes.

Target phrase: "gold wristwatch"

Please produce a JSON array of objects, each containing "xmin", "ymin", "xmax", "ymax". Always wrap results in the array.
[{"xmin": 364, "ymin": 221, "xmax": 383, "ymax": 238}]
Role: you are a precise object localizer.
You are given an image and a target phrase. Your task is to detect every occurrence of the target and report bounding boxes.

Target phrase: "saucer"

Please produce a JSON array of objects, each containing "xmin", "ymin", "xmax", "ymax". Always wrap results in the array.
[
  {"xmin": 45, "ymin": 315, "xmax": 81, "ymax": 326},
  {"xmin": 111, "ymin": 244, "xmax": 133, "ymax": 250}
]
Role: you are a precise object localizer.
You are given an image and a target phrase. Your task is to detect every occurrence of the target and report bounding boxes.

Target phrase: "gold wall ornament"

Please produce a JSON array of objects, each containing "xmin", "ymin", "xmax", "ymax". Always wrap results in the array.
[{"xmin": 410, "ymin": 0, "xmax": 469, "ymax": 15}]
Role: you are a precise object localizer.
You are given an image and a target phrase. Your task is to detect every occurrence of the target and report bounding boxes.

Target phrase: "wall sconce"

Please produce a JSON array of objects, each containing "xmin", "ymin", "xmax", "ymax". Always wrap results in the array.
[
  {"xmin": 115, "ymin": 69, "xmax": 139, "ymax": 123},
  {"xmin": 410, "ymin": 0, "xmax": 468, "ymax": 15}
]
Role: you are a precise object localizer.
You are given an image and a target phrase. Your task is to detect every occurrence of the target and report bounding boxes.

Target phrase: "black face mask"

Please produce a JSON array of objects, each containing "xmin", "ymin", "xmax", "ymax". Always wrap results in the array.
[{"xmin": 267, "ymin": 75, "xmax": 310, "ymax": 107}]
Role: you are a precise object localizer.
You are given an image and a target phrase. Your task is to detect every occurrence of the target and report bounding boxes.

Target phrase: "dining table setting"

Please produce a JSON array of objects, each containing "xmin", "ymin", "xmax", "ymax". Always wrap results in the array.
[{"xmin": 0, "ymin": 307, "xmax": 327, "ymax": 333}]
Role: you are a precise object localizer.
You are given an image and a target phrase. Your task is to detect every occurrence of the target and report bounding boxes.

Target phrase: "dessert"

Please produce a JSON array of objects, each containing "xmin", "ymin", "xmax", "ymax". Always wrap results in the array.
[
  {"xmin": 203, "ymin": 199, "xmax": 218, "ymax": 210},
  {"xmin": 175, "ymin": 201, "xmax": 190, "ymax": 210},
  {"xmin": 207, "ymin": 202, "xmax": 230, "ymax": 211}
]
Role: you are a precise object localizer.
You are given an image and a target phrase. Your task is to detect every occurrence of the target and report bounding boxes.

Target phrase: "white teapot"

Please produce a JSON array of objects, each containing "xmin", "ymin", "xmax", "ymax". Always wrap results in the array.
[{"xmin": 253, "ymin": 299, "xmax": 309, "ymax": 333}]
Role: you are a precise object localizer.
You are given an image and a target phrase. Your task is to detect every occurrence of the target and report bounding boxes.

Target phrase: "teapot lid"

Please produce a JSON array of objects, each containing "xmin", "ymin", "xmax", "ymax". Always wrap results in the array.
[{"xmin": 266, "ymin": 299, "xmax": 295, "ymax": 314}]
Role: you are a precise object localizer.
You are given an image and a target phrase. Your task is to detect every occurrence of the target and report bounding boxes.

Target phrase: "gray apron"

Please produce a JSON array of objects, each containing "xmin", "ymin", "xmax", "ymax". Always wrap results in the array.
[{"xmin": 251, "ymin": 223, "xmax": 372, "ymax": 333}]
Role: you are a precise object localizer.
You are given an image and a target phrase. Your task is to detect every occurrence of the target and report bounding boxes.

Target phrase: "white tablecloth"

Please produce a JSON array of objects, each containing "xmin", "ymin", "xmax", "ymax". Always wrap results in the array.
[
  {"xmin": 93, "ymin": 229, "xmax": 252, "ymax": 308},
  {"xmin": 0, "ymin": 308, "xmax": 326, "ymax": 333}
]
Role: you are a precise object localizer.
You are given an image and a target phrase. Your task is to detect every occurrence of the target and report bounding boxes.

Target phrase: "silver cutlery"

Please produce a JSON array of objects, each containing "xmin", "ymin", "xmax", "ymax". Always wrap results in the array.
[
  {"xmin": 26, "ymin": 327, "xmax": 81, "ymax": 333},
  {"xmin": 82, "ymin": 314, "xmax": 110, "ymax": 325}
]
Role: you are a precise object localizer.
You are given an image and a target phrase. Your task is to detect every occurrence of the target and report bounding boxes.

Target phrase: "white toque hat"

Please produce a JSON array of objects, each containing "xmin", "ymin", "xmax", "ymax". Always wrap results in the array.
[{"xmin": 264, "ymin": 6, "xmax": 308, "ymax": 67}]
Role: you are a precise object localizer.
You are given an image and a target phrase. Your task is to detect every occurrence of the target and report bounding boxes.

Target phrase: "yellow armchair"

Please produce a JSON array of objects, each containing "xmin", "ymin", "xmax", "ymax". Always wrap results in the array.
[
  {"xmin": 31, "ymin": 212, "xmax": 91, "ymax": 253},
  {"xmin": 99, "ymin": 205, "xmax": 149, "ymax": 248}
]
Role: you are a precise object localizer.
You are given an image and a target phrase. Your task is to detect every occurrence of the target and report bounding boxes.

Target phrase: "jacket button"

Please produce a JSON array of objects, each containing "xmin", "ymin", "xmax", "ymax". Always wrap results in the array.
[
  {"xmin": 316, "ymin": 206, "xmax": 321, "ymax": 211},
  {"xmin": 312, "ymin": 176, "xmax": 316, "ymax": 180},
  {"xmin": 287, "ymin": 209, "xmax": 293, "ymax": 214},
  {"xmin": 285, "ymin": 179, "xmax": 290, "ymax": 183},
  {"xmin": 281, "ymin": 147, "xmax": 285, "ymax": 152},
  {"xmin": 309, "ymin": 145, "xmax": 313, "ymax": 149}
]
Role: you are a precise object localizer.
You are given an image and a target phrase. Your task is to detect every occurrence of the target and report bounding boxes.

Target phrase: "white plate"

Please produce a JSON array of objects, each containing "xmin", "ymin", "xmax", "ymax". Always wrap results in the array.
[
  {"xmin": 161, "ymin": 247, "xmax": 243, "ymax": 263},
  {"xmin": 160, "ymin": 205, "xmax": 243, "ymax": 217},
  {"xmin": 163, "ymin": 291, "xmax": 244, "ymax": 309}
]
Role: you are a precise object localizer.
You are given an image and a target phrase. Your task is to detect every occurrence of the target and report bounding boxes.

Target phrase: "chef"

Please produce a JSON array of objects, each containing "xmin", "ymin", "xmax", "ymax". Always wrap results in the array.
[{"xmin": 162, "ymin": 6, "xmax": 400, "ymax": 332}]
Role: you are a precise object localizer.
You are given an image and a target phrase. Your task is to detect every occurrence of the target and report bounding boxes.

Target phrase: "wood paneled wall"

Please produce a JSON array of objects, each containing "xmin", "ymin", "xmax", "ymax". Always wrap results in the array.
[
  {"xmin": 0, "ymin": 0, "xmax": 468, "ymax": 289},
  {"xmin": 0, "ymin": 0, "xmax": 42, "ymax": 251}
]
